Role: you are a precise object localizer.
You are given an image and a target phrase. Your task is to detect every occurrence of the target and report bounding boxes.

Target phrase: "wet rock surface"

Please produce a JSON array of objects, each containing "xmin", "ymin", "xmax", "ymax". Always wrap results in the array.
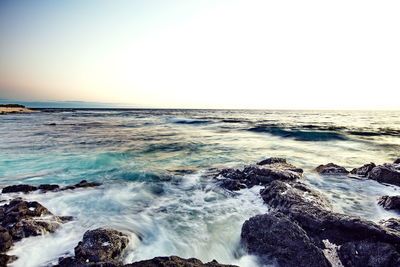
[
  {"xmin": 1, "ymin": 180, "xmax": 101, "ymax": 194},
  {"xmin": 314, "ymin": 163, "xmax": 349, "ymax": 175},
  {"xmin": 56, "ymin": 228, "xmax": 129, "ymax": 266},
  {"xmin": 380, "ymin": 218, "xmax": 400, "ymax": 232},
  {"xmin": 124, "ymin": 256, "xmax": 237, "ymax": 267},
  {"xmin": 368, "ymin": 163, "xmax": 400, "ymax": 186},
  {"xmin": 378, "ymin": 195, "xmax": 400, "ymax": 211},
  {"xmin": 241, "ymin": 212, "xmax": 330, "ymax": 267},
  {"xmin": 394, "ymin": 158, "xmax": 400, "ymax": 164},
  {"xmin": 350, "ymin": 163, "xmax": 376, "ymax": 177}
]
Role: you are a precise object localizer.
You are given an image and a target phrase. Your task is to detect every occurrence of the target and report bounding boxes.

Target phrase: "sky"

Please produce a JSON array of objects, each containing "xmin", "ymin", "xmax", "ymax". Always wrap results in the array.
[{"xmin": 0, "ymin": 0, "xmax": 399, "ymax": 109}]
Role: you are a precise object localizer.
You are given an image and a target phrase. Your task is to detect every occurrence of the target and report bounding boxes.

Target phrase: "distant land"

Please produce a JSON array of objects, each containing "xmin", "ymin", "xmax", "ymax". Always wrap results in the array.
[{"xmin": 0, "ymin": 100, "xmax": 139, "ymax": 109}]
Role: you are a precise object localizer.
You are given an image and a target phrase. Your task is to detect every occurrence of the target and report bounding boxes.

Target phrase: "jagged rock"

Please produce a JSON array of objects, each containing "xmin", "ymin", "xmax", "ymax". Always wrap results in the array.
[
  {"xmin": 368, "ymin": 164, "xmax": 400, "ymax": 186},
  {"xmin": 38, "ymin": 184, "xmax": 60, "ymax": 191},
  {"xmin": 260, "ymin": 181, "xmax": 400, "ymax": 247},
  {"xmin": 257, "ymin": 157, "xmax": 287, "ymax": 165},
  {"xmin": 0, "ymin": 227, "xmax": 12, "ymax": 252},
  {"xmin": 62, "ymin": 180, "xmax": 102, "ymax": 191},
  {"xmin": 380, "ymin": 218, "xmax": 400, "ymax": 232},
  {"xmin": 338, "ymin": 240, "xmax": 400, "ymax": 267},
  {"xmin": 394, "ymin": 158, "xmax": 400, "ymax": 164},
  {"xmin": 241, "ymin": 212, "xmax": 330, "ymax": 267},
  {"xmin": 350, "ymin": 163, "xmax": 376, "ymax": 177},
  {"xmin": 217, "ymin": 179, "xmax": 246, "ymax": 191},
  {"xmin": 378, "ymin": 195, "xmax": 400, "ymax": 211},
  {"xmin": 8, "ymin": 219, "xmax": 60, "ymax": 240},
  {"xmin": 0, "ymin": 254, "xmax": 17, "ymax": 267},
  {"xmin": 125, "ymin": 256, "xmax": 237, "ymax": 267},
  {"xmin": 314, "ymin": 163, "xmax": 349, "ymax": 175},
  {"xmin": 2, "ymin": 184, "xmax": 37, "ymax": 194},
  {"xmin": 217, "ymin": 168, "xmax": 244, "ymax": 180}
]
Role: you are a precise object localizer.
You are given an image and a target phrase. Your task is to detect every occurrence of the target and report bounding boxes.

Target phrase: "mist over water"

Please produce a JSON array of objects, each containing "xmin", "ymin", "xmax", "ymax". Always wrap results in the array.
[{"xmin": 1, "ymin": 109, "xmax": 400, "ymax": 267}]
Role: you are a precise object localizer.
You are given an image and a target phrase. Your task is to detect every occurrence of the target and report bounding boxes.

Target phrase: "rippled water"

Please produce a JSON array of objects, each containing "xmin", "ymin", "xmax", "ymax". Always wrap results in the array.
[{"xmin": 1, "ymin": 109, "xmax": 399, "ymax": 267}]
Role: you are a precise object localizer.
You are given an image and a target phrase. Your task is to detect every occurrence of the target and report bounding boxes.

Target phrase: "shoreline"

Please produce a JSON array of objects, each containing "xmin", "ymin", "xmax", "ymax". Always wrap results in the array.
[{"xmin": 0, "ymin": 107, "xmax": 34, "ymax": 115}]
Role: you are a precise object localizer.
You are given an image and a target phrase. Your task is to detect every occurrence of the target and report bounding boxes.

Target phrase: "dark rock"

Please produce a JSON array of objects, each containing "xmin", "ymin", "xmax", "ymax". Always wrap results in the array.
[
  {"xmin": 125, "ymin": 256, "xmax": 237, "ymax": 267},
  {"xmin": 38, "ymin": 184, "xmax": 60, "ymax": 191},
  {"xmin": 394, "ymin": 158, "xmax": 400, "ymax": 164},
  {"xmin": 216, "ymin": 168, "xmax": 244, "ymax": 180},
  {"xmin": 8, "ymin": 219, "xmax": 60, "ymax": 240},
  {"xmin": 242, "ymin": 164, "xmax": 302, "ymax": 184},
  {"xmin": 2, "ymin": 184, "xmax": 37, "ymax": 194},
  {"xmin": 241, "ymin": 212, "xmax": 330, "ymax": 267},
  {"xmin": 0, "ymin": 227, "xmax": 12, "ymax": 252},
  {"xmin": 217, "ymin": 179, "xmax": 246, "ymax": 191},
  {"xmin": 0, "ymin": 254, "xmax": 17, "ymax": 267},
  {"xmin": 368, "ymin": 164, "xmax": 400, "ymax": 186},
  {"xmin": 350, "ymin": 163, "xmax": 376, "ymax": 177},
  {"xmin": 74, "ymin": 228, "xmax": 129, "ymax": 263},
  {"xmin": 380, "ymin": 218, "xmax": 400, "ymax": 232},
  {"xmin": 257, "ymin": 157, "xmax": 287, "ymax": 165},
  {"xmin": 378, "ymin": 195, "xmax": 400, "ymax": 211},
  {"xmin": 62, "ymin": 180, "xmax": 102, "ymax": 191},
  {"xmin": 338, "ymin": 240, "xmax": 400, "ymax": 267},
  {"xmin": 314, "ymin": 163, "xmax": 349, "ymax": 175}
]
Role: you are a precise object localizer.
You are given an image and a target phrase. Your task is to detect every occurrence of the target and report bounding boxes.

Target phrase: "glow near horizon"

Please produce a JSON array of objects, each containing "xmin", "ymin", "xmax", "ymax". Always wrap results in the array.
[{"xmin": 0, "ymin": 0, "xmax": 399, "ymax": 109}]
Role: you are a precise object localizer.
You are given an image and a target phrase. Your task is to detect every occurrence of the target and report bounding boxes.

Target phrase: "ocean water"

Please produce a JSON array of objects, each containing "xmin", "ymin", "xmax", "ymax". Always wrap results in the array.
[{"xmin": 0, "ymin": 109, "xmax": 400, "ymax": 267}]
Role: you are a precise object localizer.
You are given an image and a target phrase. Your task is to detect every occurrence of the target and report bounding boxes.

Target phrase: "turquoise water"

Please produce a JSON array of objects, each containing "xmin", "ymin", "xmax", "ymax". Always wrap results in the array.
[{"xmin": 1, "ymin": 109, "xmax": 400, "ymax": 266}]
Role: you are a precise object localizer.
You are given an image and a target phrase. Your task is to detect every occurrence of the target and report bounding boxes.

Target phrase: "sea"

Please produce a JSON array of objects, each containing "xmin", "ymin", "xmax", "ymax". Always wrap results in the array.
[{"xmin": 1, "ymin": 109, "xmax": 399, "ymax": 267}]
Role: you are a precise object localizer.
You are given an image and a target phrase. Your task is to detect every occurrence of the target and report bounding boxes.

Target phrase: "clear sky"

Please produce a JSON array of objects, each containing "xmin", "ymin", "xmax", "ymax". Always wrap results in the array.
[{"xmin": 0, "ymin": 0, "xmax": 399, "ymax": 109}]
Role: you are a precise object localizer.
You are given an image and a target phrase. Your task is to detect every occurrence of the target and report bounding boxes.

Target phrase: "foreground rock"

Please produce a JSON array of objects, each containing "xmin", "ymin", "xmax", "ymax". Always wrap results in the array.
[
  {"xmin": 215, "ymin": 157, "xmax": 303, "ymax": 190},
  {"xmin": 378, "ymin": 195, "xmax": 400, "ymax": 211},
  {"xmin": 368, "ymin": 163, "xmax": 400, "ymax": 186},
  {"xmin": 1, "ymin": 180, "xmax": 101, "ymax": 194},
  {"xmin": 241, "ymin": 212, "xmax": 330, "ymax": 267},
  {"xmin": 350, "ymin": 163, "xmax": 376, "ymax": 177},
  {"xmin": 314, "ymin": 163, "xmax": 349, "ymax": 175},
  {"xmin": 57, "ymin": 228, "xmax": 129, "ymax": 266},
  {"xmin": 125, "ymin": 256, "xmax": 237, "ymax": 267}
]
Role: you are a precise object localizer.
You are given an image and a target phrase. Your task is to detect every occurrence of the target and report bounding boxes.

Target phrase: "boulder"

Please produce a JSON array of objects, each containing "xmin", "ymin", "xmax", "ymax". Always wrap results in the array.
[
  {"xmin": 125, "ymin": 256, "xmax": 237, "ymax": 267},
  {"xmin": 338, "ymin": 240, "xmax": 400, "ymax": 267},
  {"xmin": 0, "ymin": 227, "xmax": 12, "ymax": 252},
  {"xmin": 350, "ymin": 163, "xmax": 376, "ymax": 177},
  {"xmin": 314, "ymin": 163, "xmax": 349, "ymax": 175},
  {"xmin": 241, "ymin": 212, "xmax": 330, "ymax": 267},
  {"xmin": 2, "ymin": 184, "xmax": 37, "ymax": 194},
  {"xmin": 368, "ymin": 164, "xmax": 400, "ymax": 186},
  {"xmin": 380, "ymin": 218, "xmax": 400, "ymax": 232},
  {"xmin": 378, "ymin": 196, "xmax": 400, "ymax": 211}
]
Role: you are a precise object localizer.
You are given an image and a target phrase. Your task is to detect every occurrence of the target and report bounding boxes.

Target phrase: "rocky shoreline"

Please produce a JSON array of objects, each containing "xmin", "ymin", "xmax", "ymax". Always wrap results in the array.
[
  {"xmin": 1, "ymin": 158, "xmax": 400, "ymax": 266},
  {"xmin": 0, "ymin": 105, "xmax": 33, "ymax": 115}
]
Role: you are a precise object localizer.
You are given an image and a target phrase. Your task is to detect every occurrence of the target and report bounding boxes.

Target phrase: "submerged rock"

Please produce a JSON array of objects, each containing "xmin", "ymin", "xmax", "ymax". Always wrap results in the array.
[
  {"xmin": 2, "ymin": 184, "xmax": 37, "ymax": 194},
  {"xmin": 241, "ymin": 212, "xmax": 330, "ymax": 267},
  {"xmin": 338, "ymin": 240, "xmax": 400, "ymax": 267},
  {"xmin": 350, "ymin": 163, "xmax": 376, "ymax": 177},
  {"xmin": 62, "ymin": 180, "xmax": 102, "ymax": 191},
  {"xmin": 378, "ymin": 195, "xmax": 400, "ymax": 211},
  {"xmin": 368, "ymin": 163, "xmax": 400, "ymax": 186},
  {"xmin": 125, "ymin": 256, "xmax": 237, "ymax": 267},
  {"xmin": 314, "ymin": 163, "xmax": 349, "ymax": 175},
  {"xmin": 57, "ymin": 228, "xmax": 129, "ymax": 266},
  {"xmin": 38, "ymin": 184, "xmax": 60, "ymax": 191}
]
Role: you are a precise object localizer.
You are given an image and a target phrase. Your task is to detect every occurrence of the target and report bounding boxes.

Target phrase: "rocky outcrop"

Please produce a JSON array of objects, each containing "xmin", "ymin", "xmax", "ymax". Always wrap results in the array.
[
  {"xmin": 380, "ymin": 218, "xmax": 400, "ymax": 232},
  {"xmin": 314, "ymin": 163, "xmax": 349, "ymax": 175},
  {"xmin": 124, "ymin": 256, "xmax": 237, "ymax": 267},
  {"xmin": 215, "ymin": 158, "xmax": 303, "ymax": 190},
  {"xmin": 56, "ymin": 228, "xmax": 129, "ymax": 266},
  {"xmin": 350, "ymin": 163, "xmax": 376, "ymax": 177},
  {"xmin": 394, "ymin": 158, "xmax": 400, "ymax": 164},
  {"xmin": 368, "ymin": 164, "xmax": 400, "ymax": 186},
  {"xmin": 0, "ymin": 227, "xmax": 12, "ymax": 253},
  {"xmin": 241, "ymin": 212, "xmax": 330, "ymax": 267},
  {"xmin": 1, "ymin": 180, "xmax": 101, "ymax": 194},
  {"xmin": 378, "ymin": 195, "xmax": 400, "ymax": 211}
]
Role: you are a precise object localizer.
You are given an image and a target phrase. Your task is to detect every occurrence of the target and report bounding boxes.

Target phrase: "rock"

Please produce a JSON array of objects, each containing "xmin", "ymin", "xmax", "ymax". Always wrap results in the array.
[
  {"xmin": 38, "ymin": 184, "xmax": 60, "ymax": 191},
  {"xmin": 314, "ymin": 163, "xmax": 349, "ymax": 175},
  {"xmin": 125, "ymin": 256, "xmax": 237, "ymax": 267},
  {"xmin": 368, "ymin": 164, "xmax": 400, "ymax": 186},
  {"xmin": 241, "ymin": 212, "xmax": 330, "ymax": 267},
  {"xmin": 338, "ymin": 240, "xmax": 400, "ymax": 267},
  {"xmin": 350, "ymin": 163, "xmax": 376, "ymax": 177},
  {"xmin": 394, "ymin": 158, "xmax": 400, "ymax": 164},
  {"xmin": 0, "ymin": 199, "xmax": 65, "ymax": 241},
  {"xmin": 380, "ymin": 218, "xmax": 400, "ymax": 232},
  {"xmin": 217, "ymin": 179, "xmax": 246, "ymax": 191},
  {"xmin": 216, "ymin": 168, "xmax": 244, "ymax": 180},
  {"xmin": 62, "ymin": 180, "xmax": 102, "ymax": 190},
  {"xmin": 2, "ymin": 184, "xmax": 37, "ymax": 194},
  {"xmin": 74, "ymin": 228, "xmax": 129, "ymax": 263},
  {"xmin": 0, "ymin": 254, "xmax": 17, "ymax": 267},
  {"xmin": 0, "ymin": 227, "xmax": 12, "ymax": 252},
  {"xmin": 257, "ymin": 157, "xmax": 287, "ymax": 165},
  {"xmin": 378, "ymin": 195, "xmax": 400, "ymax": 211}
]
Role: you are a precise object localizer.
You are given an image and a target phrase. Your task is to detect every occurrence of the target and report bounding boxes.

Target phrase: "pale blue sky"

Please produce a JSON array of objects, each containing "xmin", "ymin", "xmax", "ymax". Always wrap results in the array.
[{"xmin": 1, "ymin": 0, "xmax": 399, "ymax": 109}]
